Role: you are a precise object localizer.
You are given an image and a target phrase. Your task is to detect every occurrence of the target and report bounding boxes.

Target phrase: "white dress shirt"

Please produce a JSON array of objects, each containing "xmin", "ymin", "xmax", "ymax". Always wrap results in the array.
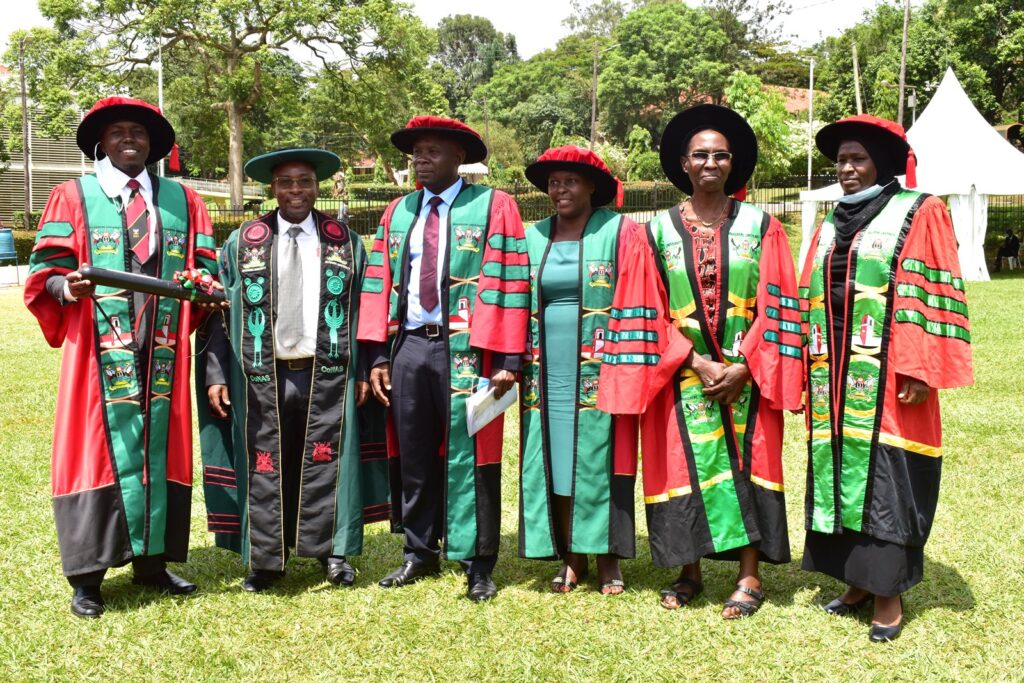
[
  {"xmin": 405, "ymin": 177, "xmax": 462, "ymax": 329},
  {"xmin": 275, "ymin": 212, "xmax": 321, "ymax": 359},
  {"xmin": 65, "ymin": 156, "xmax": 156, "ymax": 302}
]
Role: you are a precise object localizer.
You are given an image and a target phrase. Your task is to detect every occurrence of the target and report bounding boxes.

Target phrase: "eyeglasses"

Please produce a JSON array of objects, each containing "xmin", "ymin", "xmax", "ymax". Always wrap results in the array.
[
  {"xmin": 548, "ymin": 177, "xmax": 582, "ymax": 190},
  {"xmin": 688, "ymin": 151, "xmax": 733, "ymax": 164},
  {"xmin": 273, "ymin": 176, "xmax": 317, "ymax": 190}
]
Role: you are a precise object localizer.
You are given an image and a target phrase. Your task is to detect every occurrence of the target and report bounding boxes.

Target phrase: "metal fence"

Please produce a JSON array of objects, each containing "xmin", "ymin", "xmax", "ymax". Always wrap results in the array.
[{"xmin": 205, "ymin": 174, "xmax": 843, "ymax": 245}]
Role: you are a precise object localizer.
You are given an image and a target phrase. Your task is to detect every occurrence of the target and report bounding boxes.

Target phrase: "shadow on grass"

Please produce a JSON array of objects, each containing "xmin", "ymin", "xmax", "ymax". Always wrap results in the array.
[{"xmin": 786, "ymin": 553, "xmax": 975, "ymax": 627}]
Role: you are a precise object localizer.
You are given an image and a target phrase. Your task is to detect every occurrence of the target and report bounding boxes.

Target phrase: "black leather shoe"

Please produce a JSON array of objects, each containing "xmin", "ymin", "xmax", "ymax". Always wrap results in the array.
[
  {"xmin": 320, "ymin": 557, "xmax": 356, "ymax": 587},
  {"xmin": 132, "ymin": 569, "xmax": 197, "ymax": 595},
  {"xmin": 378, "ymin": 560, "xmax": 439, "ymax": 588},
  {"xmin": 70, "ymin": 586, "xmax": 105, "ymax": 618},
  {"xmin": 242, "ymin": 569, "xmax": 284, "ymax": 593},
  {"xmin": 869, "ymin": 596, "xmax": 904, "ymax": 643},
  {"xmin": 868, "ymin": 619, "xmax": 904, "ymax": 642},
  {"xmin": 823, "ymin": 594, "xmax": 873, "ymax": 616},
  {"xmin": 467, "ymin": 572, "xmax": 498, "ymax": 602}
]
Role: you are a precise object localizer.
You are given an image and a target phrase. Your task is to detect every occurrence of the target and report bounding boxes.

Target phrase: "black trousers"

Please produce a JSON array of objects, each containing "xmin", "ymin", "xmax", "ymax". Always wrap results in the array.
[
  {"xmin": 277, "ymin": 363, "xmax": 312, "ymax": 554},
  {"xmin": 66, "ymin": 555, "xmax": 166, "ymax": 588},
  {"xmin": 391, "ymin": 331, "xmax": 496, "ymax": 574},
  {"xmin": 275, "ymin": 361, "xmax": 342, "ymax": 566}
]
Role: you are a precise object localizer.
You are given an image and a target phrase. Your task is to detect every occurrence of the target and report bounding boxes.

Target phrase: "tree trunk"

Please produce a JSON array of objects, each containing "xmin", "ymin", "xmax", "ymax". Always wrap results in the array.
[{"xmin": 226, "ymin": 102, "xmax": 244, "ymax": 209}]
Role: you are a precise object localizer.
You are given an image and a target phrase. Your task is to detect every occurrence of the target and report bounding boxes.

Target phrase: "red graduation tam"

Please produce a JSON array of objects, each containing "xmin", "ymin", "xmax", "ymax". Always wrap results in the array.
[
  {"xmin": 816, "ymin": 114, "xmax": 917, "ymax": 188},
  {"xmin": 525, "ymin": 145, "xmax": 624, "ymax": 208},
  {"xmin": 390, "ymin": 115, "xmax": 488, "ymax": 164},
  {"xmin": 77, "ymin": 97, "xmax": 176, "ymax": 165}
]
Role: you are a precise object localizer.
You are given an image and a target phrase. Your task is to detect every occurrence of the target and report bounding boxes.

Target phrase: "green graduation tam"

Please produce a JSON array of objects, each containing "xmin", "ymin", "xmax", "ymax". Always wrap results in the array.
[{"xmin": 244, "ymin": 148, "xmax": 341, "ymax": 183}]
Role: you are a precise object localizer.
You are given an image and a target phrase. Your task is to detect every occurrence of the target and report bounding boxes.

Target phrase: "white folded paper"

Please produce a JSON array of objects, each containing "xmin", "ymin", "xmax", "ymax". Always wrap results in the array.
[{"xmin": 466, "ymin": 377, "xmax": 518, "ymax": 437}]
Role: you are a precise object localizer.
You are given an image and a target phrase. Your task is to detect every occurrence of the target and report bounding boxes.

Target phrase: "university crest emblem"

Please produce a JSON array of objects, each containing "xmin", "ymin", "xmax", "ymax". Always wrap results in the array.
[
  {"xmin": 580, "ymin": 377, "xmax": 599, "ymax": 405},
  {"xmin": 91, "ymin": 229, "xmax": 121, "ymax": 255},
  {"xmin": 255, "ymin": 451, "xmax": 275, "ymax": 474},
  {"xmin": 152, "ymin": 359, "xmax": 174, "ymax": 394},
  {"xmin": 165, "ymin": 233, "xmax": 187, "ymax": 258},
  {"xmin": 730, "ymin": 236, "xmax": 760, "ymax": 261},
  {"xmin": 103, "ymin": 363, "xmax": 137, "ymax": 392},
  {"xmin": 455, "ymin": 227, "xmax": 483, "ymax": 253},
  {"xmin": 312, "ymin": 442, "xmax": 335, "ymax": 463},
  {"xmin": 846, "ymin": 373, "xmax": 877, "ymax": 401},
  {"xmin": 241, "ymin": 246, "xmax": 266, "ymax": 272},
  {"xmin": 662, "ymin": 243, "xmax": 683, "ymax": 271},
  {"xmin": 587, "ymin": 261, "xmax": 613, "ymax": 288},
  {"xmin": 324, "ymin": 244, "xmax": 348, "ymax": 267},
  {"xmin": 388, "ymin": 233, "xmax": 403, "ymax": 260},
  {"xmin": 682, "ymin": 398, "xmax": 717, "ymax": 424},
  {"xmin": 523, "ymin": 375, "xmax": 540, "ymax": 405},
  {"xmin": 453, "ymin": 353, "xmax": 479, "ymax": 378}
]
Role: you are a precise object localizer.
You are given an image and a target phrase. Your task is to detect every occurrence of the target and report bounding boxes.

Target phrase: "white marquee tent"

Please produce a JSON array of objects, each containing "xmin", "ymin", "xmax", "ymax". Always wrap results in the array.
[{"xmin": 798, "ymin": 68, "xmax": 1024, "ymax": 280}]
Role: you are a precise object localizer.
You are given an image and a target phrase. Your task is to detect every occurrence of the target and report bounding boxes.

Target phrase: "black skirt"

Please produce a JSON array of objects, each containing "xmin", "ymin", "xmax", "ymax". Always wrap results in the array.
[{"xmin": 801, "ymin": 529, "xmax": 924, "ymax": 596}]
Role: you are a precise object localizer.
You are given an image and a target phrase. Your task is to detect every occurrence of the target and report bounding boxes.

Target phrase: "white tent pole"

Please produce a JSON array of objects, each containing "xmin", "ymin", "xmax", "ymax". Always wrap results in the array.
[{"xmin": 807, "ymin": 57, "xmax": 815, "ymax": 189}]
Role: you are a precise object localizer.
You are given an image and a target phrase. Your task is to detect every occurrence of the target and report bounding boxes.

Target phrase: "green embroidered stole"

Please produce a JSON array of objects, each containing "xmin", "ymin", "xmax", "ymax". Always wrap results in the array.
[
  {"xmin": 81, "ymin": 173, "xmax": 188, "ymax": 557},
  {"xmin": 803, "ymin": 190, "xmax": 922, "ymax": 534},
  {"xmin": 235, "ymin": 211, "xmax": 356, "ymax": 567},
  {"xmin": 520, "ymin": 208, "xmax": 622, "ymax": 558},
  {"xmin": 385, "ymin": 185, "xmax": 494, "ymax": 558},
  {"xmin": 645, "ymin": 202, "xmax": 766, "ymax": 551}
]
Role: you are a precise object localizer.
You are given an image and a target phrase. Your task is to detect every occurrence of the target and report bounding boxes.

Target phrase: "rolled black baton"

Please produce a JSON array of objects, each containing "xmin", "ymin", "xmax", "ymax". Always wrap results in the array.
[{"xmin": 79, "ymin": 265, "xmax": 226, "ymax": 304}]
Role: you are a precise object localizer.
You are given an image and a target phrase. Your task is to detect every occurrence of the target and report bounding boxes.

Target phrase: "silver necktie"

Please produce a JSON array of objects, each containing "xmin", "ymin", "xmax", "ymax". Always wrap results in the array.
[{"xmin": 277, "ymin": 225, "xmax": 304, "ymax": 351}]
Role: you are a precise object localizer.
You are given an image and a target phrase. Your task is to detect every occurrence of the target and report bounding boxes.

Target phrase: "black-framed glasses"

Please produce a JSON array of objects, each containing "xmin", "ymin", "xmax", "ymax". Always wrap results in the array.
[
  {"xmin": 273, "ymin": 176, "xmax": 317, "ymax": 189},
  {"xmin": 688, "ymin": 151, "xmax": 733, "ymax": 164}
]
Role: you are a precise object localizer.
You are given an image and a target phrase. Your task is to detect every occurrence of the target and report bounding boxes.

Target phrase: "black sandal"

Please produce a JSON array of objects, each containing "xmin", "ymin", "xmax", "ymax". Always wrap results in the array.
[
  {"xmin": 659, "ymin": 577, "xmax": 704, "ymax": 609},
  {"xmin": 599, "ymin": 578, "xmax": 625, "ymax": 595},
  {"xmin": 722, "ymin": 583, "xmax": 764, "ymax": 619},
  {"xmin": 550, "ymin": 566, "xmax": 587, "ymax": 593}
]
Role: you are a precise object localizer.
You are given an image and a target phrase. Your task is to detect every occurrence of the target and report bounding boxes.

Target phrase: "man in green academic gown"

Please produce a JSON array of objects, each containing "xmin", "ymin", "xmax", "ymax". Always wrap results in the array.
[{"xmin": 198, "ymin": 148, "xmax": 389, "ymax": 591}]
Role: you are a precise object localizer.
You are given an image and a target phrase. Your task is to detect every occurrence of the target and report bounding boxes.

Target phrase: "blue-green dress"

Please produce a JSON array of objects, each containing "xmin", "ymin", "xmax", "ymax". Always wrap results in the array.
[{"xmin": 541, "ymin": 240, "xmax": 581, "ymax": 496}]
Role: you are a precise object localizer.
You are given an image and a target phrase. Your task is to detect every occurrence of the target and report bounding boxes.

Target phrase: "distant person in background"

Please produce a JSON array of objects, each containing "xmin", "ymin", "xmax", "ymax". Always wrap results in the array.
[
  {"xmin": 993, "ymin": 228, "xmax": 1020, "ymax": 271},
  {"xmin": 23, "ymin": 97, "xmax": 218, "ymax": 618},
  {"xmin": 333, "ymin": 169, "xmax": 350, "ymax": 223},
  {"xmin": 518, "ymin": 145, "xmax": 640, "ymax": 595},
  {"xmin": 800, "ymin": 114, "xmax": 974, "ymax": 642}
]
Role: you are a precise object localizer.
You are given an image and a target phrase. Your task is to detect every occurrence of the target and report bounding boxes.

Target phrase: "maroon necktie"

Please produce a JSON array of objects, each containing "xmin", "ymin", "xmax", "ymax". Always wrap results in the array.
[
  {"xmin": 420, "ymin": 196, "xmax": 443, "ymax": 312},
  {"xmin": 124, "ymin": 179, "xmax": 151, "ymax": 262}
]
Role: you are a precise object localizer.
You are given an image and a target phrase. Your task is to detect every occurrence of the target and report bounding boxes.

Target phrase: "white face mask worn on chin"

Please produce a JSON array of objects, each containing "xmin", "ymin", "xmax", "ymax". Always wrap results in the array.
[{"xmin": 838, "ymin": 183, "xmax": 885, "ymax": 204}]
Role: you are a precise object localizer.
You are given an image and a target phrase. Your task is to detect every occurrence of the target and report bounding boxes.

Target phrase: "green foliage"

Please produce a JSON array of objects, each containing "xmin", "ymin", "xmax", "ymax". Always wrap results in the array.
[
  {"xmin": 465, "ymin": 119, "xmax": 527, "ymax": 173},
  {"xmin": 724, "ymin": 71, "xmax": 792, "ymax": 185},
  {"xmin": 0, "ymin": 27, "xmax": 106, "ymax": 151},
  {"xmin": 599, "ymin": 2, "xmax": 735, "ymax": 144},
  {"xmin": 469, "ymin": 34, "xmax": 594, "ymax": 159},
  {"xmin": 34, "ymin": 0, "xmax": 440, "ymax": 206},
  {"xmin": 562, "ymin": 0, "xmax": 627, "ymax": 38},
  {"xmin": 433, "ymin": 15, "xmax": 518, "ymax": 120},
  {"xmin": 811, "ymin": 0, "xmax": 1019, "ymax": 128},
  {"xmin": 302, "ymin": 14, "xmax": 444, "ymax": 184},
  {"xmin": 11, "ymin": 211, "xmax": 42, "ymax": 231},
  {"xmin": 372, "ymin": 157, "xmax": 389, "ymax": 185},
  {"xmin": 626, "ymin": 125, "xmax": 660, "ymax": 181}
]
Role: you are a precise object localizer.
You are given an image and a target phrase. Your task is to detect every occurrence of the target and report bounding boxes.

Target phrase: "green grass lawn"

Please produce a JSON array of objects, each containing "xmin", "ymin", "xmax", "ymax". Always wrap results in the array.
[{"xmin": 1, "ymin": 275, "xmax": 1022, "ymax": 681}]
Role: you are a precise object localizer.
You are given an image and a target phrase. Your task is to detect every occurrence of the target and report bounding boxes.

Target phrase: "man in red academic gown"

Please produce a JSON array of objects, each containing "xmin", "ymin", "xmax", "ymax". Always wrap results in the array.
[{"xmin": 24, "ymin": 98, "xmax": 219, "ymax": 618}]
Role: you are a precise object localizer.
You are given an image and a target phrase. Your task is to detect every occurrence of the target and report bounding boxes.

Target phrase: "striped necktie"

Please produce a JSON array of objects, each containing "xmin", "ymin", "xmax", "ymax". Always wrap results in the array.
[
  {"xmin": 125, "ymin": 178, "xmax": 151, "ymax": 262},
  {"xmin": 420, "ymin": 196, "xmax": 443, "ymax": 312}
]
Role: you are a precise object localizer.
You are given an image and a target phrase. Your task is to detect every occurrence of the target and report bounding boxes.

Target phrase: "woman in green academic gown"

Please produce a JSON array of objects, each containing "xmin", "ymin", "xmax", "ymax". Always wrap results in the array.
[{"xmin": 518, "ymin": 145, "xmax": 642, "ymax": 595}]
